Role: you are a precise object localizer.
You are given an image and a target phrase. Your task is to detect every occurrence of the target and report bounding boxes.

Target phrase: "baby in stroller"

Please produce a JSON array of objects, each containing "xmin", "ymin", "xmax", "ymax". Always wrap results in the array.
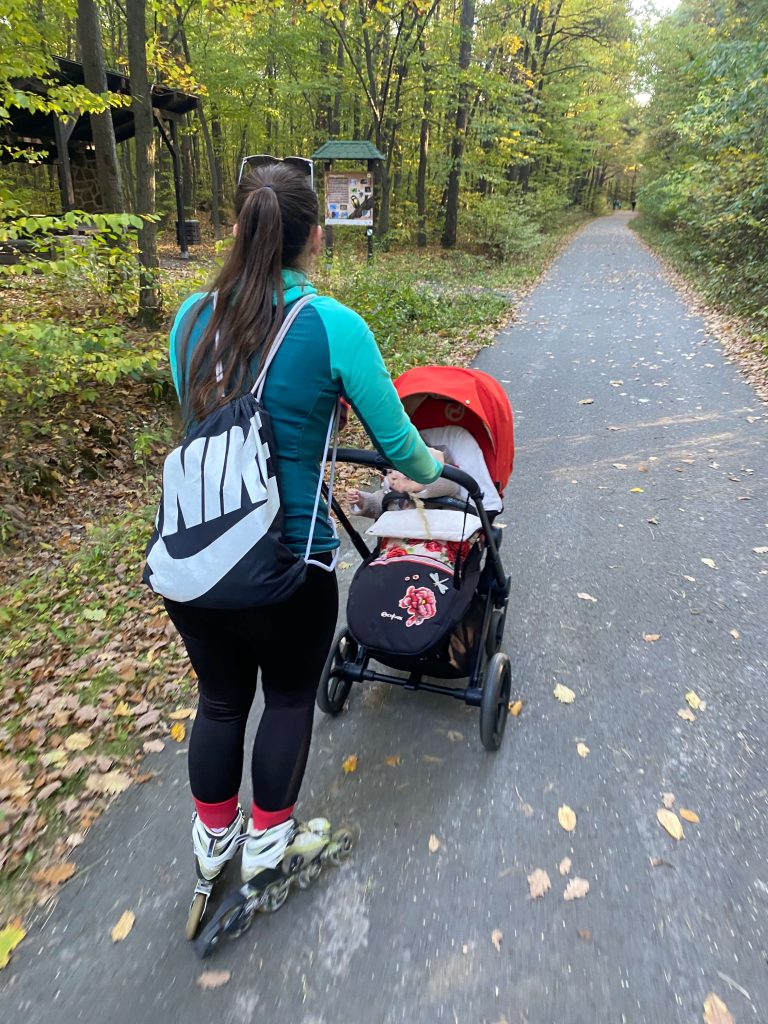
[{"xmin": 345, "ymin": 442, "xmax": 459, "ymax": 517}]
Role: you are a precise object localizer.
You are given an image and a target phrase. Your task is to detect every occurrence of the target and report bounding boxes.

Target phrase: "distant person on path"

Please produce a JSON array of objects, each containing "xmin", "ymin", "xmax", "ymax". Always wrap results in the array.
[
  {"xmin": 159, "ymin": 163, "xmax": 444, "ymax": 938},
  {"xmin": 630, "ymin": 194, "xmax": 637, "ymax": 212}
]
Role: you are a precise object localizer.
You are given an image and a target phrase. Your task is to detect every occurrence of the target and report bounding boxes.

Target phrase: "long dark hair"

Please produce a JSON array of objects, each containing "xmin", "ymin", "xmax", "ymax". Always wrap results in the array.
[{"xmin": 180, "ymin": 163, "xmax": 319, "ymax": 425}]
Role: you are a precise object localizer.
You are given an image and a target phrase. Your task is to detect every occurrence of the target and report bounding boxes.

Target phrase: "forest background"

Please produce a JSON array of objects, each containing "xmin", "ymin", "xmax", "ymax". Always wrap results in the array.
[{"xmin": 0, "ymin": 0, "xmax": 766, "ymax": 912}]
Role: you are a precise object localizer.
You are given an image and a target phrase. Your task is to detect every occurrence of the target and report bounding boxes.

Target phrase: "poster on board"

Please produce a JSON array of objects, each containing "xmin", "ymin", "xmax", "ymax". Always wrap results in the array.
[{"xmin": 324, "ymin": 172, "xmax": 374, "ymax": 227}]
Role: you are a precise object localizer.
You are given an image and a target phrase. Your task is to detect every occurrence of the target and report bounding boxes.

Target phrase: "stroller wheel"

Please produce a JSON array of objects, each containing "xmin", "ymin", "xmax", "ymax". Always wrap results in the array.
[
  {"xmin": 317, "ymin": 629, "xmax": 357, "ymax": 716},
  {"xmin": 485, "ymin": 605, "xmax": 508, "ymax": 658},
  {"xmin": 479, "ymin": 652, "xmax": 512, "ymax": 751}
]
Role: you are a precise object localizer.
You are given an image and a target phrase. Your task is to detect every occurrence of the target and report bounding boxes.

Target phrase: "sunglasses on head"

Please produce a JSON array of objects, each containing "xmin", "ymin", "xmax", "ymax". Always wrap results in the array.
[{"xmin": 238, "ymin": 154, "xmax": 314, "ymax": 188}]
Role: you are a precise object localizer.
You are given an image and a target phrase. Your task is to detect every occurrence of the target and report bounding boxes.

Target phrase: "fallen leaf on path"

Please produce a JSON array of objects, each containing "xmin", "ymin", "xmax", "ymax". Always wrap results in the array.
[
  {"xmin": 384, "ymin": 756, "xmax": 401, "ymax": 767},
  {"xmin": 701, "ymin": 558, "xmax": 717, "ymax": 569},
  {"xmin": 143, "ymin": 740, "xmax": 165, "ymax": 754},
  {"xmin": 86, "ymin": 771, "xmax": 132, "ymax": 795},
  {"xmin": 577, "ymin": 592, "xmax": 597, "ymax": 603},
  {"xmin": 685, "ymin": 691, "xmax": 702, "ymax": 711},
  {"xmin": 753, "ymin": 546, "xmax": 768, "ymax": 555},
  {"xmin": 0, "ymin": 922, "xmax": 25, "ymax": 970},
  {"xmin": 662, "ymin": 792, "xmax": 675, "ymax": 809},
  {"xmin": 64, "ymin": 732, "xmax": 92, "ymax": 752},
  {"xmin": 447, "ymin": 730, "xmax": 464, "ymax": 742},
  {"xmin": 679, "ymin": 808, "xmax": 700, "ymax": 823},
  {"xmin": 612, "ymin": 463, "xmax": 627, "ymax": 470},
  {"xmin": 32, "ymin": 861, "xmax": 76, "ymax": 886},
  {"xmin": 553, "ymin": 684, "xmax": 575, "ymax": 704},
  {"xmin": 168, "ymin": 708, "xmax": 195, "ymax": 720},
  {"xmin": 491, "ymin": 928, "xmax": 503, "ymax": 951},
  {"xmin": 82, "ymin": 608, "xmax": 106, "ymax": 622},
  {"xmin": 577, "ymin": 398, "xmax": 594, "ymax": 405},
  {"xmin": 527, "ymin": 868, "xmax": 551, "ymax": 899},
  {"xmin": 95, "ymin": 755, "xmax": 113, "ymax": 773},
  {"xmin": 703, "ymin": 992, "xmax": 734, "ymax": 1024},
  {"xmin": 729, "ymin": 629, "xmax": 740, "ymax": 639},
  {"xmin": 170, "ymin": 722, "xmax": 186, "ymax": 743},
  {"xmin": 563, "ymin": 877, "xmax": 590, "ymax": 901},
  {"xmin": 683, "ymin": 574, "xmax": 696, "ymax": 582},
  {"xmin": 657, "ymin": 808, "xmax": 684, "ymax": 840},
  {"xmin": 647, "ymin": 517, "xmax": 659, "ymax": 525},
  {"xmin": 111, "ymin": 910, "xmax": 135, "ymax": 943},
  {"xmin": 197, "ymin": 969, "xmax": 231, "ymax": 990},
  {"xmin": 342, "ymin": 755, "xmax": 358, "ymax": 774},
  {"xmin": 422, "ymin": 755, "xmax": 443, "ymax": 764},
  {"xmin": 643, "ymin": 633, "xmax": 661, "ymax": 642},
  {"xmin": 508, "ymin": 700, "xmax": 523, "ymax": 717},
  {"xmin": 677, "ymin": 708, "xmax": 696, "ymax": 722},
  {"xmin": 576, "ymin": 743, "xmax": 590, "ymax": 758},
  {"xmin": 559, "ymin": 857, "xmax": 572, "ymax": 876},
  {"xmin": 650, "ymin": 857, "xmax": 674, "ymax": 869},
  {"xmin": 577, "ymin": 929, "xmax": 593, "ymax": 941},
  {"xmin": 428, "ymin": 834, "xmax": 441, "ymax": 853},
  {"xmin": 558, "ymin": 805, "xmax": 577, "ymax": 832},
  {"xmin": 630, "ymin": 487, "xmax": 644, "ymax": 493}
]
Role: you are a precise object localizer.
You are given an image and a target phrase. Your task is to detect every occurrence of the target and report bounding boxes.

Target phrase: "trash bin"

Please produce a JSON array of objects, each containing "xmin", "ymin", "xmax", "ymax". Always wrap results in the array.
[{"xmin": 176, "ymin": 219, "xmax": 201, "ymax": 246}]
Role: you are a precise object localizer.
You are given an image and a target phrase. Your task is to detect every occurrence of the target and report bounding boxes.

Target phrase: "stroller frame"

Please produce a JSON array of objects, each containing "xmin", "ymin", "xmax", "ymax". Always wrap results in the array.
[{"xmin": 319, "ymin": 448, "xmax": 513, "ymax": 750}]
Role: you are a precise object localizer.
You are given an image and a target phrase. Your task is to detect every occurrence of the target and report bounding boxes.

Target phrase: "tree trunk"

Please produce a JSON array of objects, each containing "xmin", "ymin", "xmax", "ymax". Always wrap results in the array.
[
  {"xmin": 417, "ymin": 41, "xmax": 432, "ymax": 248},
  {"xmin": 178, "ymin": 25, "xmax": 222, "ymax": 238},
  {"xmin": 442, "ymin": 0, "xmax": 475, "ymax": 248},
  {"xmin": 126, "ymin": 0, "xmax": 161, "ymax": 324},
  {"xmin": 77, "ymin": 0, "xmax": 124, "ymax": 212}
]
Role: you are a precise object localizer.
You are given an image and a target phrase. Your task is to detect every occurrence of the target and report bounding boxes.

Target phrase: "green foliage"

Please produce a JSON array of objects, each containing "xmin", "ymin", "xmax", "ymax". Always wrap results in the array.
[{"xmin": 639, "ymin": 0, "xmax": 768, "ymax": 329}]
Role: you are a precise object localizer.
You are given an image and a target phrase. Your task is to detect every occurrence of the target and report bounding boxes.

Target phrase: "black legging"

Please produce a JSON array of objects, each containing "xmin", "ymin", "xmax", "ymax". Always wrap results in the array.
[{"xmin": 165, "ymin": 562, "xmax": 338, "ymax": 811}]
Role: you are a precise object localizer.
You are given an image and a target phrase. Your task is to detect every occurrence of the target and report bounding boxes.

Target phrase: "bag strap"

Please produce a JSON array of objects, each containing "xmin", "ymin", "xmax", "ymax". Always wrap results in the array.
[
  {"xmin": 304, "ymin": 401, "xmax": 341, "ymax": 572},
  {"xmin": 252, "ymin": 294, "xmax": 315, "ymax": 399}
]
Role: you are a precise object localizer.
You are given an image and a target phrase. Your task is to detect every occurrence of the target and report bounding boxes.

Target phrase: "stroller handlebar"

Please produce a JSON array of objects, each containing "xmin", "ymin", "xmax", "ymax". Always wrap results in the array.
[{"xmin": 334, "ymin": 448, "xmax": 483, "ymax": 502}]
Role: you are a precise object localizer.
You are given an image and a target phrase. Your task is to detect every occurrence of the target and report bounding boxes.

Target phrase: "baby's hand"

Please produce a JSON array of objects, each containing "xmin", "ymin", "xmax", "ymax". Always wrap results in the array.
[
  {"xmin": 389, "ymin": 472, "xmax": 423, "ymax": 495},
  {"xmin": 346, "ymin": 488, "xmax": 362, "ymax": 505}
]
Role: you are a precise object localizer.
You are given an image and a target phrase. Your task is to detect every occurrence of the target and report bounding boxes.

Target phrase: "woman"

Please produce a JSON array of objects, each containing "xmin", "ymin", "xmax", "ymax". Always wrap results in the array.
[{"xmin": 163, "ymin": 163, "xmax": 444, "ymax": 938}]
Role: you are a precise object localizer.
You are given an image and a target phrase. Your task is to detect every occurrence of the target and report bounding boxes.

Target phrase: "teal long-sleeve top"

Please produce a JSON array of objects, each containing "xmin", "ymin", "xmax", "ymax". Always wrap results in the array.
[{"xmin": 169, "ymin": 268, "xmax": 442, "ymax": 556}]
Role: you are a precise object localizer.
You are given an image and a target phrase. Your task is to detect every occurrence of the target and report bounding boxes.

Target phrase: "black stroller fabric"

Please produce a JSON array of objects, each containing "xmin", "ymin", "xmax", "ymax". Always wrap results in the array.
[{"xmin": 347, "ymin": 545, "xmax": 482, "ymax": 660}]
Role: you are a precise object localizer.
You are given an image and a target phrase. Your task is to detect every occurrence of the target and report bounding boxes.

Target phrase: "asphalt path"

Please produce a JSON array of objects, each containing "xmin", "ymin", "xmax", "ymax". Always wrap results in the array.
[{"xmin": 3, "ymin": 213, "xmax": 767, "ymax": 1023}]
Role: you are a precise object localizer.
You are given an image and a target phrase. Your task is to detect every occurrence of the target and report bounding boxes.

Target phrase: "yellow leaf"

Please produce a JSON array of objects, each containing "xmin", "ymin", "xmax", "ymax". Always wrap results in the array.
[
  {"xmin": 656, "ymin": 808, "xmax": 684, "ymax": 840},
  {"xmin": 685, "ymin": 690, "xmax": 702, "ymax": 710},
  {"xmin": 576, "ymin": 742, "xmax": 590, "ymax": 758},
  {"xmin": 558, "ymin": 805, "xmax": 576, "ymax": 832},
  {"xmin": 630, "ymin": 487, "xmax": 644, "ymax": 493},
  {"xmin": 110, "ymin": 910, "xmax": 135, "ymax": 943},
  {"xmin": 508, "ymin": 700, "xmax": 523, "ymax": 717},
  {"xmin": 64, "ymin": 731, "xmax": 92, "ymax": 751},
  {"xmin": 197, "ymin": 969, "xmax": 232, "ymax": 989},
  {"xmin": 114, "ymin": 701, "xmax": 132, "ymax": 717},
  {"xmin": 553, "ymin": 684, "xmax": 575, "ymax": 704},
  {"xmin": 168, "ymin": 708, "xmax": 194, "ymax": 720},
  {"xmin": 643, "ymin": 633, "xmax": 661, "ymax": 642},
  {"xmin": 677, "ymin": 708, "xmax": 696, "ymax": 722},
  {"xmin": 527, "ymin": 868, "xmax": 551, "ymax": 898},
  {"xmin": 447, "ymin": 730, "xmax": 464, "ymax": 742},
  {"xmin": 703, "ymin": 992, "xmax": 734, "ymax": 1024},
  {"xmin": 701, "ymin": 558, "xmax": 717, "ymax": 569},
  {"xmin": 559, "ymin": 857, "xmax": 571, "ymax": 876},
  {"xmin": 170, "ymin": 722, "xmax": 186, "ymax": 743},
  {"xmin": 428, "ymin": 834, "xmax": 441, "ymax": 853},
  {"xmin": 563, "ymin": 877, "xmax": 590, "ymax": 901},
  {"xmin": 679, "ymin": 808, "xmax": 700, "ymax": 823},
  {"xmin": 85, "ymin": 770, "xmax": 132, "ymax": 795},
  {"xmin": 32, "ymin": 861, "xmax": 76, "ymax": 886},
  {"xmin": 491, "ymin": 928, "xmax": 503, "ymax": 952},
  {"xmin": 342, "ymin": 754, "xmax": 358, "ymax": 774},
  {"xmin": 0, "ymin": 921, "xmax": 26, "ymax": 970},
  {"xmin": 384, "ymin": 756, "xmax": 401, "ymax": 767}
]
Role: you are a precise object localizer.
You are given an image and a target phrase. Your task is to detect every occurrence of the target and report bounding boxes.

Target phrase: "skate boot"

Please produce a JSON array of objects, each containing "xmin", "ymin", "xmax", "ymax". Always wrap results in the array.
[
  {"xmin": 185, "ymin": 806, "xmax": 246, "ymax": 940},
  {"xmin": 194, "ymin": 816, "xmax": 356, "ymax": 959}
]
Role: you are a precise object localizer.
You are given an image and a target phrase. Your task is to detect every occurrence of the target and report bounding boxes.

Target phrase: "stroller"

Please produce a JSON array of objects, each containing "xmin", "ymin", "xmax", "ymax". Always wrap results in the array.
[{"xmin": 319, "ymin": 366, "xmax": 515, "ymax": 750}]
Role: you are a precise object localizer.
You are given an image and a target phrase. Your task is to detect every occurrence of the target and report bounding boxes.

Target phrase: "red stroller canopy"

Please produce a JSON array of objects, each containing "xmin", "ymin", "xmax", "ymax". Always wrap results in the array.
[{"xmin": 395, "ymin": 366, "xmax": 514, "ymax": 495}]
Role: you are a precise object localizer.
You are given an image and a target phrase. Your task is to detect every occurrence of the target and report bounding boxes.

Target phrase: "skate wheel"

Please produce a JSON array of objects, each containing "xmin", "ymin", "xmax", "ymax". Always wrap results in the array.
[
  {"xmin": 262, "ymin": 878, "xmax": 290, "ymax": 913},
  {"xmin": 185, "ymin": 891, "xmax": 208, "ymax": 941},
  {"xmin": 326, "ymin": 827, "xmax": 356, "ymax": 867},
  {"xmin": 194, "ymin": 891, "xmax": 251, "ymax": 960},
  {"xmin": 298, "ymin": 859, "xmax": 323, "ymax": 889}
]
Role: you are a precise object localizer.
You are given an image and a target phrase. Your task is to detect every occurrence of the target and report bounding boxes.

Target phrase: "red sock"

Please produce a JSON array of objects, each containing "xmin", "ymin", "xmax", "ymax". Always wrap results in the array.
[
  {"xmin": 194, "ymin": 795, "xmax": 239, "ymax": 830},
  {"xmin": 251, "ymin": 802, "xmax": 294, "ymax": 831}
]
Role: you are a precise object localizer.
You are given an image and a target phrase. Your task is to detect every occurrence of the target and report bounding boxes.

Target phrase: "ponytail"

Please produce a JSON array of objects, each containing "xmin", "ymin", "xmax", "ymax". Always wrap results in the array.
[{"xmin": 181, "ymin": 164, "xmax": 318, "ymax": 426}]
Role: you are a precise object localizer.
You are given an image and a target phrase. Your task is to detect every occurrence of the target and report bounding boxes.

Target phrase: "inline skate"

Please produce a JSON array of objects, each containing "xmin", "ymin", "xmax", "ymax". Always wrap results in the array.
[
  {"xmin": 185, "ymin": 806, "xmax": 247, "ymax": 940},
  {"xmin": 194, "ymin": 816, "xmax": 356, "ymax": 959}
]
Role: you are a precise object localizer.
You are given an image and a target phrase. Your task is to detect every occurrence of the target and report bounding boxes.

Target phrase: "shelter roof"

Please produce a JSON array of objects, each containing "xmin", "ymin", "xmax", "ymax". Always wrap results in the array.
[{"xmin": 311, "ymin": 140, "xmax": 385, "ymax": 161}]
